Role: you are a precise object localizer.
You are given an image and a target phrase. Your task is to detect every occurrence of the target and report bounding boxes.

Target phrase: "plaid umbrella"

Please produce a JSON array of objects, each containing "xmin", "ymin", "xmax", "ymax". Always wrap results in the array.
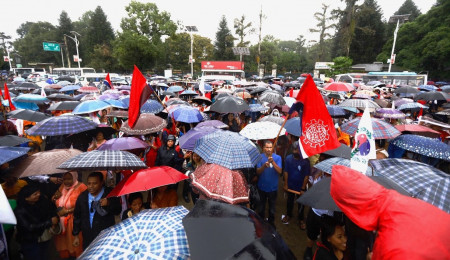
[
  {"xmin": 240, "ymin": 121, "xmax": 286, "ymax": 140},
  {"xmin": 390, "ymin": 134, "xmax": 450, "ymax": 161},
  {"xmin": 259, "ymin": 90, "xmax": 286, "ymax": 105},
  {"xmin": 326, "ymin": 105, "xmax": 347, "ymax": 117},
  {"xmin": 120, "ymin": 114, "xmax": 167, "ymax": 135},
  {"xmin": 58, "ymin": 150, "xmax": 147, "ymax": 171},
  {"xmin": 170, "ymin": 106, "xmax": 203, "ymax": 123},
  {"xmin": 11, "ymin": 149, "xmax": 82, "ymax": 178},
  {"xmin": 97, "ymin": 137, "xmax": 149, "ymax": 151},
  {"xmin": 375, "ymin": 108, "xmax": 406, "ymax": 119},
  {"xmin": 257, "ymin": 115, "xmax": 285, "ymax": 125},
  {"xmin": 397, "ymin": 102, "xmax": 428, "ymax": 111},
  {"xmin": 73, "ymin": 100, "xmax": 111, "ymax": 114},
  {"xmin": 7, "ymin": 109, "xmax": 51, "ymax": 122},
  {"xmin": 341, "ymin": 118, "xmax": 401, "ymax": 139},
  {"xmin": 193, "ymin": 130, "xmax": 261, "ymax": 169},
  {"xmin": 209, "ymin": 96, "xmax": 250, "ymax": 114},
  {"xmin": 0, "ymin": 146, "xmax": 30, "ymax": 165},
  {"xmin": 179, "ymin": 126, "xmax": 219, "ymax": 151},
  {"xmin": 78, "ymin": 207, "xmax": 189, "ymax": 260},
  {"xmin": 370, "ymin": 159, "xmax": 450, "ymax": 213},
  {"xmin": 415, "ymin": 91, "xmax": 450, "ymax": 101},
  {"xmin": 314, "ymin": 157, "xmax": 373, "ymax": 175},
  {"xmin": 191, "ymin": 164, "xmax": 249, "ymax": 204},
  {"xmin": 14, "ymin": 94, "xmax": 50, "ymax": 104},
  {"xmin": 47, "ymin": 101, "xmax": 81, "ymax": 111},
  {"xmin": 77, "ymin": 86, "xmax": 100, "ymax": 93},
  {"xmin": 0, "ymin": 135, "xmax": 31, "ymax": 147},
  {"xmin": 26, "ymin": 115, "xmax": 97, "ymax": 136},
  {"xmin": 338, "ymin": 99, "xmax": 380, "ymax": 109},
  {"xmin": 141, "ymin": 100, "xmax": 164, "ymax": 114}
]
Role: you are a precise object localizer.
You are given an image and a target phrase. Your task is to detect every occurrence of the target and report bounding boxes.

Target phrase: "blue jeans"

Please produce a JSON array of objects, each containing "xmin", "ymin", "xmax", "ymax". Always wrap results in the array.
[{"xmin": 257, "ymin": 189, "xmax": 277, "ymax": 225}]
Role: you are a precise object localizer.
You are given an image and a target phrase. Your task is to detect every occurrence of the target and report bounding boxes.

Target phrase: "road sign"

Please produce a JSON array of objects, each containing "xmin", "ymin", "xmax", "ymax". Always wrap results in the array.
[
  {"xmin": 43, "ymin": 42, "xmax": 61, "ymax": 52},
  {"xmin": 3, "ymin": 56, "xmax": 9, "ymax": 62}
]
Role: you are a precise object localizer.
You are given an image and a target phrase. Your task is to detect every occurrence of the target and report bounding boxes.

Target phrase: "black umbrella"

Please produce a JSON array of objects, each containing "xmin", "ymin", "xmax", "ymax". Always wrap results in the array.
[
  {"xmin": 297, "ymin": 176, "xmax": 410, "ymax": 211},
  {"xmin": 0, "ymin": 135, "xmax": 31, "ymax": 146},
  {"xmin": 415, "ymin": 91, "xmax": 449, "ymax": 101},
  {"xmin": 210, "ymin": 96, "xmax": 250, "ymax": 113},
  {"xmin": 16, "ymin": 82, "xmax": 40, "ymax": 89},
  {"xmin": 7, "ymin": 109, "xmax": 51, "ymax": 122},
  {"xmin": 182, "ymin": 199, "xmax": 296, "ymax": 260},
  {"xmin": 31, "ymin": 88, "xmax": 58, "ymax": 95},
  {"xmin": 323, "ymin": 144, "xmax": 351, "ymax": 159},
  {"xmin": 162, "ymin": 91, "xmax": 175, "ymax": 96},
  {"xmin": 47, "ymin": 101, "xmax": 81, "ymax": 111},
  {"xmin": 57, "ymin": 76, "xmax": 76, "ymax": 83},
  {"xmin": 249, "ymin": 86, "xmax": 268, "ymax": 95},
  {"xmin": 394, "ymin": 86, "xmax": 419, "ymax": 95},
  {"xmin": 215, "ymin": 92, "xmax": 231, "ymax": 100},
  {"xmin": 47, "ymin": 93, "xmax": 75, "ymax": 101}
]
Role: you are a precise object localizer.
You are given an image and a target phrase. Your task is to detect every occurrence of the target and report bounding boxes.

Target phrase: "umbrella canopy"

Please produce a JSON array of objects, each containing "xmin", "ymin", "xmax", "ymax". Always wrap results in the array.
[
  {"xmin": 120, "ymin": 114, "xmax": 167, "ymax": 135},
  {"xmin": 97, "ymin": 137, "xmax": 149, "ymax": 151},
  {"xmin": 249, "ymin": 86, "xmax": 268, "ymax": 95},
  {"xmin": 338, "ymin": 99, "xmax": 380, "ymax": 109},
  {"xmin": 196, "ymin": 120, "xmax": 228, "ymax": 129},
  {"xmin": 178, "ymin": 126, "xmax": 219, "ymax": 151},
  {"xmin": 11, "ymin": 149, "xmax": 82, "ymax": 178},
  {"xmin": 10, "ymin": 101, "xmax": 39, "ymax": 111},
  {"xmin": 78, "ymin": 207, "xmax": 190, "ymax": 260},
  {"xmin": 257, "ymin": 115, "xmax": 285, "ymax": 125},
  {"xmin": 209, "ymin": 96, "xmax": 250, "ymax": 114},
  {"xmin": 390, "ymin": 134, "xmax": 450, "ymax": 161},
  {"xmin": 192, "ymin": 96, "xmax": 212, "ymax": 105},
  {"xmin": 234, "ymin": 91, "xmax": 251, "ymax": 99},
  {"xmin": 417, "ymin": 85, "xmax": 438, "ymax": 91},
  {"xmin": 191, "ymin": 164, "xmax": 249, "ymax": 204},
  {"xmin": 397, "ymin": 102, "xmax": 428, "ymax": 111},
  {"xmin": 240, "ymin": 121, "xmax": 286, "ymax": 140},
  {"xmin": 370, "ymin": 159, "xmax": 450, "ymax": 213},
  {"xmin": 59, "ymin": 84, "xmax": 81, "ymax": 92},
  {"xmin": 182, "ymin": 199, "xmax": 296, "ymax": 260},
  {"xmin": 375, "ymin": 108, "xmax": 406, "ymax": 119},
  {"xmin": 107, "ymin": 166, "xmax": 188, "ymax": 197},
  {"xmin": 170, "ymin": 106, "xmax": 203, "ymax": 123},
  {"xmin": 193, "ymin": 130, "xmax": 261, "ymax": 169},
  {"xmin": 341, "ymin": 117, "xmax": 401, "ymax": 139},
  {"xmin": 393, "ymin": 98, "xmax": 414, "ymax": 107},
  {"xmin": 72, "ymin": 100, "xmax": 111, "ymax": 114},
  {"xmin": 98, "ymin": 93, "xmax": 121, "ymax": 101},
  {"xmin": 58, "ymin": 150, "xmax": 147, "ymax": 171},
  {"xmin": 374, "ymin": 99, "xmax": 390, "ymax": 108},
  {"xmin": 436, "ymin": 108, "xmax": 450, "ymax": 116},
  {"xmin": 77, "ymin": 86, "xmax": 100, "ymax": 93},
  {"xmin": 283, "ymin": 97, "xmax": 296, "ymax": 107},
  {"xmin": 167, "ymin": 86, "xmax": 184, "ymax": 92},
  {"xmin": 16, "ymin": 82, "xmax": 40, "ymax": 89},
  {"xmin": 284, "ymin": 117, "xmax": 302, "ymax": 137},
  {"xmin": 0, "ymin": 146, "xmax": 30, "ymax": 165},
  {"xmin": 47, "ymin": 93, "xmax": 75, "ymax": 101},
  {"xmin": 7, "ymin": 109, "xmax": 51, "ymax": 122},
  {"xmin": 395, "ymin": 124, "xmax": 440, "ymax": 135},
  {"xmin": 26, "ymin": 115, "xmax": 97, "ymax": 136},
  {"xmin": 0, "ymin": 135, "xmax": 31, "ymax": 147},
  {"xmin": 394, "ymin": 86, "xmax": 419, "ymax": 95},
  {"xmin": 314, "ymin": 157, "xmax": 373, "ymax": 175},
  {"xmin": 141, "ymin": 100, "xmax": 164, "ymax": 114},
  {"xmin": 179, "ymin": 90, "xmax": 198, "ymax": 96},
  {"xmin": 415, "ymin": 91, "xmax": 449, "ymax": 101},
  {"xmin": 106, "ymin": 110, "xmax": 129, "ymax": 118},
  {"xmin": 103, "ymin": 99, "xmax": 128, "ymax": 109},
  {"xmin": 0, "ymin": 184, "xmax": 17, "ymax": 224},
  {"xmin": 324, "ymin": 82, "xmax": 354, "ymax": 92},
  {"xmin": 323, "ymin": 143, "xmax": 351, "ymax": 159},
  {"xmin": 258, "ymin": 90, "xmax": 286, "ymax": 105},
  {"xmin": 165, "ymin": 98, "xmax": 189, "ymax": 106},
  {"xmin": 326, "ymin": 105, "xmax": 347, "ymax": 117},
  {"xmin": 14, "ymin": 94, "xmax": 49, "ymax": 104},
  {"xmin": 47, "ymin": 101, "xmax": 81, "ymax": 111},
  {"xmin": 247, "ymin": 104, "xmax": 268, "ymax": 113}
]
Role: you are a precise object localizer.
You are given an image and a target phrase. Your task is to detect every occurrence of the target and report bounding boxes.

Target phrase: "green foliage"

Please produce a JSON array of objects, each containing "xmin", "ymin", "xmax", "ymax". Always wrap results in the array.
[
  {"xmin": 395, "ymin": 0, "xmax": 422, "ymax": 20},
  {"xmin": 112, "ymin": 30, "xmax": 156, "ymax": 70},
  {"xmin": 309, "ymin": 4, "xmax": 334, "ymax": 61},
  {"xmin": 88, "ymin": 44, "xmax": 119, "ymax": 72},
  {"xmin": 234, "ymin": 15, "xmax": 254, "ymax": 47},
  {"xmin": 214, "ymin": 16, "xmax": 235, "ymax": 60},
  {"xmin": 331, "ymin": 0, "xmax": 358, "ymax": 57},
  {"xmin": 328, "ymin": 56, "xmax": 353, "ymax": 76}
]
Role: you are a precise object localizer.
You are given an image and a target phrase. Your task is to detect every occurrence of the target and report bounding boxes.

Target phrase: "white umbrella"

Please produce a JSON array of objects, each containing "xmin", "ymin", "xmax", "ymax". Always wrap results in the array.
[
  {"xmin": 240, "ymin": 121, "xmax": 286, "ymax": 140},
  {"xmin": 0, "ymin": 187, "xmax": 16, "ymax": 224}
]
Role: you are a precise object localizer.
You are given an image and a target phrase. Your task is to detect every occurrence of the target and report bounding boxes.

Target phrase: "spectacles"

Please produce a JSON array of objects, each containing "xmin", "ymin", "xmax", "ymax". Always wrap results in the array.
[{"xmin": 90, "ymin": 201, "xmax": 94, "ymax": 213}]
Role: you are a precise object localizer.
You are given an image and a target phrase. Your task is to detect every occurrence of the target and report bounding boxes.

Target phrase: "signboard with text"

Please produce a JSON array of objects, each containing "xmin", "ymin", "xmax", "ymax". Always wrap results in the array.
[
  {"xmin": 43, "ymin": 42, "xmax": 61, "ymax": 52},
  {"xmin": 201, "ymin": 61, "xmax": 244, "ymax": 71}
]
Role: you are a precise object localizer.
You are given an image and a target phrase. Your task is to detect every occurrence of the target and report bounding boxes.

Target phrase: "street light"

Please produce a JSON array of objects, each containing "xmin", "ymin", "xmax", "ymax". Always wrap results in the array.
[
  {"xmin": 186, "ymin": 26, "xmax": 198, "ymax": 79},
  {"xmin": 388, "ymin": 14, "xmax": 410, "ymax": 72},
  {"xmin": 64, "ymin": 31, "xmax": 81, "ymax": 68}
]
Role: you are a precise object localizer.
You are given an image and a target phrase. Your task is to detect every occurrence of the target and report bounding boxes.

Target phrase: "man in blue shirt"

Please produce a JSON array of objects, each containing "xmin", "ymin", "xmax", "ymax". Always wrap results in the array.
[{"xmin": 256, "ymin": 140, "xmax": 282, "ymax": 227}]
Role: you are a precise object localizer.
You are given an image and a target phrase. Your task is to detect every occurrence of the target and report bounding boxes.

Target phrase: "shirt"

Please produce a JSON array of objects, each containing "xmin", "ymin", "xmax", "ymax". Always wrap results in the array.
[
  {"xmin": 284, "ymin": 154, "xmax": 311, "ymax": 191},
  {"xmin": 88, "ymin": 188, "xmax": 105, "ymax": 227},
  {"xmin": 257, "ymin": 153, "xmax": 282, "ymax": 192}
]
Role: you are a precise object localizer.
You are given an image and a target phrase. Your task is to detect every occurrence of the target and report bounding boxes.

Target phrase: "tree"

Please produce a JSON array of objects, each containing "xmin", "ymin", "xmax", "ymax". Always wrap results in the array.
[
  {"xmin": 234, "ymin": 15, "xmax": 254, "ymax": 47},
  {"xmin": 328, "ymin": 56, "xmax": 353, "ymax": 76},
  {"xmin": 113, "ymin": 31, "xmax": 156, "ymax": 70},
  {"xmin": 214, "ymin": 16, "xmax": 235, "ymax": 60},
  {"xmin": 309, "ymin": 4, "xmax": 334, "ymax": 61},
  {"xmin": 332, "ymin": 0, "xmax": 359, "ymax": 57},
  {"xmin": 395, "ymin": 0, "xmax": 422, "ymax": 21},
  {"xmin": 0, "ymin": 32, "xmax": 11, "ymax": 70},
  {"xmin": 88, "ymin": 44, "xmax": 119, "ymax": 72},
  {"xmin": 57, "ymin": 11, "xmax": 76, "ymax": 67}
]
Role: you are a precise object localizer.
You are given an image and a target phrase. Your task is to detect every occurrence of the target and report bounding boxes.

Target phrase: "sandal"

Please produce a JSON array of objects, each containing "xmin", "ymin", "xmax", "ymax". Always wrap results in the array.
[{"xmin": 281, "ymin": 216, "xmax": 290, "ymax": 224}]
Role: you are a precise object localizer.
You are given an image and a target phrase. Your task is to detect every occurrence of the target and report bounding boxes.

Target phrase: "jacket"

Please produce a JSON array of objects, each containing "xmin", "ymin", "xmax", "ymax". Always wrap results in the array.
[{"xmin": 155, "ymin": 145, "xmax": 184, "ymax": 171}]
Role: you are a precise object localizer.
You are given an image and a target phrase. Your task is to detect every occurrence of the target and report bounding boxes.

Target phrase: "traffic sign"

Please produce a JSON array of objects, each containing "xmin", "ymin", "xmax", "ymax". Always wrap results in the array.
[{"xmin": 43, "ymin": 42, "xmax": 61, "ymax": 52}]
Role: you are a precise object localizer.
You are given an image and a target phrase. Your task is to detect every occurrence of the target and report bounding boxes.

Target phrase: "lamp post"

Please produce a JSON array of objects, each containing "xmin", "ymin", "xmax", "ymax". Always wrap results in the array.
[
  {"xmin": 64, "ymin": 31, "xmax": 81, "ymax": 68},
  {"xmin": 186, "ymin": 26, "xmax": 198, "ymax": 79},
  {"xmin": 388, "ymin": 14, "xmax": 410, "ymax": 72}
]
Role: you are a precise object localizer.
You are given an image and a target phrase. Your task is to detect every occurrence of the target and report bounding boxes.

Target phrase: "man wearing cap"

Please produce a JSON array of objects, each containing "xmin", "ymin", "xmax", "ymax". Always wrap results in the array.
[{"xmin": 155, "ymin": 135, "xmax": 185, "ymax": 171}]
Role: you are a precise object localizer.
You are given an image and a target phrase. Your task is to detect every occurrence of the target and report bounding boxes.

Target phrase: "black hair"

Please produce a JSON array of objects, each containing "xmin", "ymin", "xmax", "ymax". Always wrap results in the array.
[
  {"xmin": 88, "ymin": 172, "xmax": 104, "ymax": 182},
  {"xmin": 263, "ymin": 140, "xmax": 273, "ymax": 147},
  {"xmin": 17, "ymin": 184, "xmax": 40, "ymax": 206},
  {"xmin": 128, "ymin": 192, "xmax": 144, "ymax": 205},
  {"xmin": 320, "ymin": 215, "xmax": 345, "ymax": 250}
]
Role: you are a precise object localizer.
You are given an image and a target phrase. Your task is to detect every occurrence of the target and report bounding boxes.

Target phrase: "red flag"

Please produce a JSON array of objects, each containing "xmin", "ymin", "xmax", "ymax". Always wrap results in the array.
[
  {"xmin": 3, "ymin": 83, "xmax": 16, "ymax": 111},
  {"xmin": 289, "ymin": 88, "xmax": 293, "ymax": 98},
  {"xmin": 296, "ymin": 75, "xmax": 339, "ymax": 157},
  {"xmin": 105, "ymin": 73, "xmax": 112, "ymax": 89},
  {"xmin": 128, "ymin": 66, "xmax": 153, "ymax": 128}
]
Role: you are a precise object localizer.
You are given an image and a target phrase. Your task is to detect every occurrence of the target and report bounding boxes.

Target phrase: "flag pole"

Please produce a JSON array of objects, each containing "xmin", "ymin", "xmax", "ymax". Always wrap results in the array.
[{"xmin": 270, "ymin": 114, "xmax": 291, "ymax": 154}]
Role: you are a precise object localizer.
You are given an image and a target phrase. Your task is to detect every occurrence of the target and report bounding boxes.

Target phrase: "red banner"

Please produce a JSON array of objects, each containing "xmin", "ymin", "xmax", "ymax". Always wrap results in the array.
[{"xmin": 201, "ymin": 61, "xmax": 244, "ymax": 70}]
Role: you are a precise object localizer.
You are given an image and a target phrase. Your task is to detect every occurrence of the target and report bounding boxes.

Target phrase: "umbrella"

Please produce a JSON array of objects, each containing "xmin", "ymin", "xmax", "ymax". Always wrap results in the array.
[
  {"xmin": 234, "ymin": 91, "xmax": 251, "ymax": 99},
  {"xmin": 436, "ymin": 109, "xmax": 450, "ymax": 116},
  {"xmin": 104, "ymin": 99, "xmax": 128, "ymax": 109},
  {"xmin": 397, "ymin": 102, "xmax": 428, "ymax": 111},
  {"xmin": 374, "ymin": 99, "xmax": 390, "ymax": 108},
  {"xmin": 0, "ymin": 183, "xmax": 17, "ymax": 224},
  {"xmin": 47, "ymin": 93, "xmax": 75, "ymax": 101},
  {"xmin": 107, "ymin": 166, "xmax": 188, "ymax": 197},
  {"xmin": 341, "ymin": 106, "xmax": 359, "ymax": 113},
  {"xmin": 78, "ymin": 207, "xmax": 189, "ymax": 260},
  {"xmin": 393, "ymin": 98, "xmax": 414, "ymax": 107},
  {"xmin": 326, "ymin": 105, "xmax": 347, "ymax": 117},
  {"xmin": 196, "ymin": 120, "xmax": 228, "ymax": 129},
  {"xmin": 415, "ymin": 91, "xmax": 449, "ymax": 101},
  {"xmin": 355, "ymin": 90, "xmax": 377, "ymax": 97},
  {"xmin": 338, "ymin": 99, "xmax": 380, "ymax": 109},
  {"xmin": 77, "ymin": 86, "xmax": 100, "ymax": 93},
  {"xmin": 58, "ymin": 150, "xmax": 147, "ymax": 171},
  {"xmin": 57, "ymin": 81, "xmax": 71, "ymax": 86},
  {"xmin": 0, "ymin": 146, "xmax": 30, "ymax": 165},
  {"xmin": 167, "ymin": 86, "xmax": 184, "ymax": 92},
  {"xmin": 247, "ymin": 104, "xmax": 268, "ymax": 112},
  {"xmin": 340, "ymin": 117, "xmax": 401, "ymax": 139},
  {"xmin": 120, "ymin": 114, "xmax": 167, "ymax": 135},
  {"xmin": 240, "ymin": 121, "xmax": 286, "ymax": 140},
  {"xmin": 72, "ymin": 100, "xmax": 112, "ymax": 114},
  {"xmin": 284, "ymin": 117, "xmax": 302, "ymax": 137},
  {"xmin": 283, "ymin": 97, "xmax": 296, "ymax": 107},
  {"xmin": 193, "ymin": 130, "xmax": 261, "ymax": 169},
  {"xmin": 15, "ymin": 82, "xmax": 39, "ymax": 89},
  {"xmin": 106, "ymin": 110, "xmax": 129, "ymax": 118},
  {"xmin": 14, "ymin": 94, "xmax": 49, "ymax": 104},
  {"xmin": 209, "ymin": 96, "xmax": 250, "ymax": 114},
  {"xmin": 0, "ymin": 135, "xmax": 31, "ymax": 147},
  {"xmin": 116, "ymin": 85, "xmax": 131, "ymax": 90},
  {"xmin": 11, "ymin": 149, "xmax": 82, "ymax": 178},
  {"xmin": 26, "ymin": 115, "xmax": 98, "ymax": 136},
  {"xmin": 352, "ymin": 93, "xmax": 371, "ymax": 99},
  {"xmin": 297, "ymin": 175, "xmax": 410, "ymax": 211},
  {"xmin": 324, "ymin": 82, "xmax": 354, "ymax": 92},
  {"xmin": 375, "ymin": 108, "xmax": 406, "ymax": 119},
  {"xmin": 59, "ymin": 84, "xmax": 81, "ymax": 92},
  {"xmin": 182, "ymin": 199, "xmax": 296, "ymax": 260},
  {"xmin": 178, "ymin": 126, "xmax": 219, "ymax": 151},
  {"xmin": 323, "ymin": 144, "xmax": 351, "ymax": 159},
  {"xmin": 73, "ymin": 93, "xmax": 87, "ymax": 101},
  {"xmin": 97, "ymin": 137, "xmax": 149, "ymax": 151},
  {"xmin": 191, "ymin": 163, "xmax": 249, "ymax": 204},
  {"xmin": 419, "ymin": 116, "xmax": 450, "ymax": 129},
  {"xmin": 47, "ymin": 101, "xmax": 81, "ymax": 111},
  {"xmin": 249, "ymin": 86, "xmax": 268, "ymax": 95},
  {"xmin": 179, "ymin": 90, "xmax": 198, "ymax": 96},
  {"xmin": 85, "ymin": 125, "xmax": 117, "ymax": 138},
  {"xmin": 192, "ymin": 96, "xmax": 212, "ymax": 106},
  {"xmin": 394, "ymin": 86, "xmax": 419, "ymax": 95},
  {"xmin": 170, "ymin": 106, "xmax": 203, "ymax": 123},
  {"xmin": 370, "ymin": 159, "xmax": 450, "ymax": 213},
  {"xmin": 417, "ymin": 85, "xmax": 438, "ymax": 91},
  {"xmin": 7, "ymin": 109, "xmax": 51, "ymax": 122},
  {"xmin": 11, "ymin": 101, "xmax": 39, "ymax": 111},
  {"xmin": 98, "ymin": 93, "xmax": 121, "ymax": 101},
  {"xmin": 390, "ymin": 135, "xmax": 450, "ymax": 161},
  {"xmin": 314, "ymin": 157, "xmax": 373, "ymax": 175},
  {"xmin": 395, "ymin": 124, "xmax": 440, "ymax": 135},
  {"xmin": 141, "ymin": 100, "xmax": 163, "ymax": 114},
  {"xmin": 259, "ymin": 90, "xmax": 286, "ymax": 105},
  {"xmin": 257, "ymin": 115, "xmax": 285, "ymax": 125}
]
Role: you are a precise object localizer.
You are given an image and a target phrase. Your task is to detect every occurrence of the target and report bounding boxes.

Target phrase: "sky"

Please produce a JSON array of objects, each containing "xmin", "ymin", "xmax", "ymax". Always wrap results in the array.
[{"xmin": 2, "ymin": 0, "xmax": 435, "ymax": 45}]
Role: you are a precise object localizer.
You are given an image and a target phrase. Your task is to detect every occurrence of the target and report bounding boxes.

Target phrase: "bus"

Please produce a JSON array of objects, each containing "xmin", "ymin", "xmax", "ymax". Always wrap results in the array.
[
  {"xmin": 52, "ymin": 67, "xmax": 96, "ymax": 77},
  {"xmin": 335, "ymin": 71, "xmax": 428, "ymax": 87},
  {"xmin": 13, "ymin": 67, "xmax": 46, "ymax": 76}
]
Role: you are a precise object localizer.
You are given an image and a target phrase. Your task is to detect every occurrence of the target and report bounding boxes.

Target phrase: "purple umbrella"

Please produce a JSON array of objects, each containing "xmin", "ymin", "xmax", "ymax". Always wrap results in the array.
[
  {"xmin": 375, "ymin": 108, "xmax": 406, "ymax": 119},
  {"xmin": 178, "ymin": 126, "xmax": 219, "ymax": 151},
  {"xmin": 393, "ymin": 98, "xmax": 414, "ymax": 107},
  {"xmin": 99, "ymin": 93, "xmax": 120, "ymax": 100},
  {"xmin": 196, "ymin": 120, "xmax": 228, "ymax": 129},
  {"xmin": 116, "ymin": 85, "xmax": 131, "ymax": 90},
  {"xmin": 97, "ymin": 137, "xmax": 149, "ymax": 151}
]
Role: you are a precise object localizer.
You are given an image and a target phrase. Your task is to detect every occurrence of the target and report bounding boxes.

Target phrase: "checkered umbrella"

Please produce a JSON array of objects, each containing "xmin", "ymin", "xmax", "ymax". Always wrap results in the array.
[
  {"xmin": 120, "ymin": 114, "xmax": 167, "ymax": 135},
  {"xmin": 170, "ymin": 106, "xmax": 203, "ymax": 123},
  {"xmin": 390, "ymin": 135, "xmax": 450, "ymax": 161},
  {"xmin": 370, "ymin": 159, "xmax": 450, "ymax": 213},
  {"xmin": 141, "ymin": 100, "xmax": 164, "ymax": 114},
  {"xmin": 259, "ymin": 90, "xmax": 286, "ymax": 106},
  {"xmin": 340, "ymin": 117, "xmax": 401, "ymax": 139},
  {"xmin": 58, "ymin": 150, "xmax": 147, "ymax": 171},
  {"xmin": 326, "ymin": 105, "xmax": 347, "ymax": 117},
  {"xmin": 314, "ymin": 157, "xmax": 373, "ymax": 175},
  {"xmin": 338, "ymin": 99, "xmax": 380, "ymax": 109},
  {"xmin": 240, "ymin": 121, "xmax": 286, "ymax": 140},
  {"xmin": 26, "ymin": 115, "xmax": 97, "ymax": 136},
  {"xmin": 78, "ymin": 207, "xmax": 189, "ymax": 260},
  {"xmin": 193, "ymin": 130, "xmax": 261, "ymax": 169},
  {"xmin": 0, "ymin": 146, "xmax": 30, "ymax": 165},
  {"xmin": 397, "ymin": 102, "xmax": 428, "ymax": 111}
]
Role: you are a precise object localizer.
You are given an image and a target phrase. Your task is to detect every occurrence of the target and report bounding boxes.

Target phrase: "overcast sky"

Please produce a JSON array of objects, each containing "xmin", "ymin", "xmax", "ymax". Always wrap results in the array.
[{"xmin": 3, "ymin": 0, "xmax": 435, "ymax": 45}]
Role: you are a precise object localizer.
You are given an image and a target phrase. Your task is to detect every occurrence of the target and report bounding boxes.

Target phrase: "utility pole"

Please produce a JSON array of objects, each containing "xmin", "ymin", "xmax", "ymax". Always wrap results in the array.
[
  {"xmin": 388, "ymin": 14, "xmax": 410, "ymax": 72},
  {"xmin": 63, "ymin": 35, "xmax": 71, "ymax": 68},
  {"xmin": 64, "ymin": 31, "xmax": 81, "ymax": 68},
  {"xmin": 186, "ymin": 26, "xmax": 198, "ymax": 79}
]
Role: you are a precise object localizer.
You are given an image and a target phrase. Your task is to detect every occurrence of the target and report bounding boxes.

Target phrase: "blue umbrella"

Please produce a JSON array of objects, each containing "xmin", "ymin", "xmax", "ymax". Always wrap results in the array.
[
  {"xmin": 26, "ymin": 115, "xmax": 97, "ymax": 136},
  {"xmin": 203, "ymin": 84, "xmax": 213, "ymax": 92},
  {"xmin": 78, "ymin": 207, "xmax": 189, "ymax": 260},
  {"xmin": 170, "ymin": 106, "xmax": 203, "ymax": 123},
  {"xmin": 179, "ymin": 126, "xmax": 219, "ymax": 151},
  {"xmin": 14, "ymin": 94, "xmax": 49, "ymax": 104},
  {"xmin": 46, "ymin": 78, "xmax": 55, "ymax": 84},
  {"xmin": 284, "ymin": 117, "xmax": 301, "ymax": 137},
  {"xmin": 141, "ymin": 100, "xmax": 163, "ymax": 114},
  {"xmin": 59, "ymin": 84, "xmax": 81, "ymax": 92},
  {"xmin": 314, "ymin": 157, "xmax": 373, "ymax": 175},
  {"xmin": 326, "ymin": 105, "xmax": 347, "ymax": 117},
  {"xmin": 168, "ymin": 86, "xmax": 184, "ymax": 92},
  {"xmin": 194, "ymin": 130, "xmax": 261, "ymax": 169},
  {"xmin": 180, "ymin": 90, "xmax": 198, "ymax": 96},
  {"xmin": 72, "ymin": 100, "xmax": 112, "ymax": 114},
  {"xmin": 397, "ymin": 102, "xmax": 428, "ymax": 111},
  {"xmin": 341, "ymin": 106, "xmax": 359, "ymax": 113},
  {"xmin": 0, "ymin": 146, "xmax": 30, "ymax": 165},
  {"xmin": 104, "ymin": 99, "xmax": 128, "ymax": 109},
  {"xmin": 119, "ymin": 96, "xmax": 130, "ymax": 107},
  {"xmin": 390, "ymin": 134, "xmax": 450, "ymax": 161},
  {"xmin": 417, "ymin": 85, "xmax": 438, "ymax": 91},
  {"xmin": 11, "ymin": 101, "xmax": 39, "ymax": 111}
]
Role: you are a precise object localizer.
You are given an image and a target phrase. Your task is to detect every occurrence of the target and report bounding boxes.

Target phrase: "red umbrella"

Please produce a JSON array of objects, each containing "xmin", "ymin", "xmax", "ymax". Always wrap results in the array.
[
  {"xmin": 191, "ymin": 164, "xmax": 249, "ymax": 205},
  {"xmin": 77, "ymin": 86, "xmax": 100, "ymax": 93},
  {"xmin": 324, "ymin": 82, "xmax": 354, "ymax": 92},
  {"xmin": 107, "ymin": 166, "xmax": 188, "ymax": 197},
  {"xmin": 395, "ymin": 124, "xmax": 440, "ymax": 134},
  {"xmin": 330, "ymin": 165, "xmax": 450, "ymax": 260}
]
